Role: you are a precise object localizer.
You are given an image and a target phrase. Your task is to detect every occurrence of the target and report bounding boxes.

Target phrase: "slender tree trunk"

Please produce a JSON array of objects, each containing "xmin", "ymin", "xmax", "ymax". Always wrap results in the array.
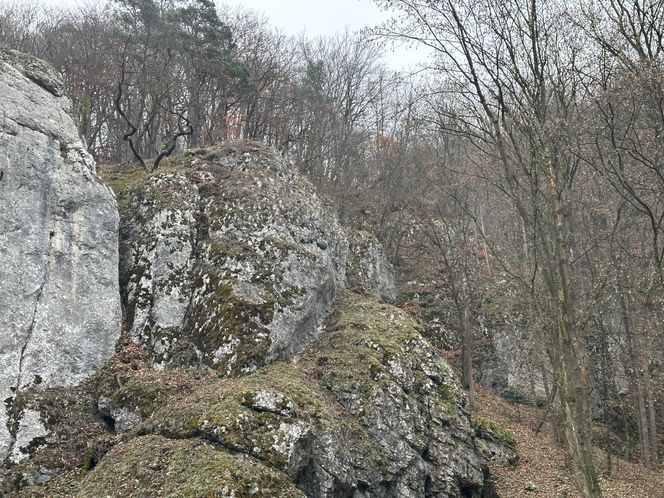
[
  {"xmin": 189, "ymin": 77, "xmax": 201, "ymax": 148},
  {"xmin": 643, "ymin": 355, "xmax": 658, "ymax": 464},
  {"xmin": 479, "ymin": 209, "xmax": 491, "ymax": 272},
  {"xmin": 546, "ymin": 155, "xmax": 602, "ymax": 498},
  {"xmin": 461, "ymin": 299, "xmax": 474, "ymax": 411},
  {"xmin": 619, "ymin": 291, "xmax": 652, "ymax": 466},
  {"xmin": 598, "ymin": 319, "xmax": 614, "ymax": 476}
]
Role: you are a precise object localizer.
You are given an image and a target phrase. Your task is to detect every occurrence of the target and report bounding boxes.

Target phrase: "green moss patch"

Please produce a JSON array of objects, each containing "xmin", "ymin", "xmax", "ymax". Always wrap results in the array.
[
  {"xmin": 298, "ymin": 291, "xmax": 463, "ymax": 408},
  {"xmin": 473, "ymin": 417, "xmax": 516, "ymax": 447},
  {"xmin": 76, "ymin": 435, "xmax": 304, "ymax": 497},
  {"xmin": 99, "ymin": 369, "xmax": 215, "ymax": 421},
  {"xmin": 184, "ymin": 273, "xmax": 274, "ymax": 373},
  {"xmin": 135, "ymin": 361, "xmax": 385, "ymax": 471}
]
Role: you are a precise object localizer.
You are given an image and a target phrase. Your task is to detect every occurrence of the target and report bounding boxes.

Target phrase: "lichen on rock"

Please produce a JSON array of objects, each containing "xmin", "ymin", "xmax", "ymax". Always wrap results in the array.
[
  {"xmin": 0, "ymin": 48, "xmax": 120, "ymax": 464},
  {"xmin": 346, "ymin": 230, "xmax": 397, "ymax": 302},
  {"xmin": 296, "ymin": 291, "xmax": 486, "ymax": 497},
  {"xmin": 84, "ymin": 292, "xmax": 491, "ymax": 497},
  {"xmin": 107, "ymin": 141, "xmax": 349, "ymax": 374},
  {"xmin": 131, "ymin": 361, "xmax": 387, "ymax": 493}
]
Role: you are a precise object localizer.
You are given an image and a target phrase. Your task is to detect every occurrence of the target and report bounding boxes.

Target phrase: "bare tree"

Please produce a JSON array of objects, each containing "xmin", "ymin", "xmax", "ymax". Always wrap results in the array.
[{"xmin": 377, "ymin": 1, "xmax": 603, "ymax": 495}]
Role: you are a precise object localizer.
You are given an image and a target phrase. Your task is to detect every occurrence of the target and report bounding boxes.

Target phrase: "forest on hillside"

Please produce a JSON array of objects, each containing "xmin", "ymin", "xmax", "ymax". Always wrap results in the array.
[{"xmin": 1, "ymin": 1, "xmax": 663, "ymax": 497}]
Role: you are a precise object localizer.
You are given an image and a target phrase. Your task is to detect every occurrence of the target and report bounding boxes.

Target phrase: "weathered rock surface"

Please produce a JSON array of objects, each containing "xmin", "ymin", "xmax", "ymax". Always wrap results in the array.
[
  {"xmin": 479, "ymin": 329, "xmax": 549, "ymax": 405},
  {"xmin": 473, "ymin": 418, "xmax": 518, "ymax": 467},
  {"xmin": 76, "ymin": 435, "xmax": 305, "ymax": 498},
  {"xmin": 0, "ymin": 49, "xmax": 120, "ymax": 464},
  {"xmin": 0, "ymin": 383, "xmax": 118, "ymax": 495},
  {"xmin": 346, "ymin": 229, "xmax": 396, "ymax": 302},
  {"xmin": 81, "ymin": 292, "xmax": 491, "ymax": 497},
  {"xmin": 108, "ymin": 142, "xmax": 349, "ymax": 373}
]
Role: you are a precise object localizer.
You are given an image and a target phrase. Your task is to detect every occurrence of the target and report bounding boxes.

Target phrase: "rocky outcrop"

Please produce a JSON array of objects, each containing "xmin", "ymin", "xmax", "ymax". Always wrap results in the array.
[
  {"xmin": 473, "ymin": 418, "xmax": 518, "ymax": 467},
  {"xmin": 0, "ymin": 49, "xmax": 121, "ymax": 463},
  {"xmin": 478, "ymin": 329, "xmax": 549, "ymax": 404},
  {"xmin": 80, "ymin": 292, "xmax": 491, "ymax": 497},
  {"xmin": 76, "ymin": 435, "xmax": 305, "ymax": 497},
  {"xmin": 109, "ymin": 143, "xmax": 349, "ymax": 374},
  {"xmin": 0, "ymin": 47, "xmax": 509, "ymax": 497},
  {"xmin": 346, "ymin": 230, "xmax": 396, "ymax": 302},
  {"xmin": 0, "ymin": 123, "xmax": 505, "ymax": 495}
]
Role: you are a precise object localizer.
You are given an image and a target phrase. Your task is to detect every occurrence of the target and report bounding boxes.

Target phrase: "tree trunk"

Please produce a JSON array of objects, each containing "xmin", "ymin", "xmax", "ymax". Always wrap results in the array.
[
  {"xmin": 546, "ymin": 155, "xmax": 602, "ymax": 498},
  {"xmin": 461, "ymin": 299, "xmax": 475, "ymax": 411},
  {"xmin": 619, "ymin": 291, "xmax": 653, "ymax": 466},
  {"xmin": 643, "ymin": 356, "xmax": 658, "ymax": 464}
]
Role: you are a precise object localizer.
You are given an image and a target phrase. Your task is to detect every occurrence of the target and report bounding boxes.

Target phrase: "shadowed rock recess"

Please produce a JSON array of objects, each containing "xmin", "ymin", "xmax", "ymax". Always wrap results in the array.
[
  {"xmin": 0, "ymin": 49, "xmax": 120, "ymax": 466},
  {"xmin": 1, "ymin": 51, "xmax": 505, "ymax": 498}
]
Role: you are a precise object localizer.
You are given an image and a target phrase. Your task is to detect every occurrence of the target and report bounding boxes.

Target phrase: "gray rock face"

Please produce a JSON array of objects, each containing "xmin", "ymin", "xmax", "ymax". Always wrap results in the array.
[
  {"xmin": 114, "ymin": 143, "xmax": 348, "ymax": 373},
  {"xmin": 479, "ymin": 329, "xmax": 549, "ymax": 404},
  {"xmin": 0, "ymin": 49, "xmax": 121, "ymax": 463},
  {"xmin": 346, "ymin": 230, "xmax": 397, "ymax": 302},
  {"xmin": 300, "ymin": 294, "xmax": 486, "ymax": 497},
  {"xmin": 91, "ymin": 292, "xmax": 490, "ymax": 497}
]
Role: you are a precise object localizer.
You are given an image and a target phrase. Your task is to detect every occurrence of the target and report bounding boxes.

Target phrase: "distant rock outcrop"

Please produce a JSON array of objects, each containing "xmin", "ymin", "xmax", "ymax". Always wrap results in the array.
[
  {"xmin": 0, "ymin": 49, "xmax": 121, "ymax": 463},
  {"xmin": 346, "ymin": 229, "xmax": 397, "ymax": 302},
  {"xmin": 479, "ymin": 329, "xmax": 549, "ymax": 403}
]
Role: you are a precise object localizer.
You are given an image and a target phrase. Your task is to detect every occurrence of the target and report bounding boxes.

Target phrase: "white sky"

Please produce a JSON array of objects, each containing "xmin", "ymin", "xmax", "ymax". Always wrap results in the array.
[
  {"xmin": 40, "ymin": 0, "xmax": 430, "ymax": 70},
  {"xmin": 227, "ymin": 0, "xmax": 386, "ymax": 36},
  {"xmin": 225, "ymin": 0, "xmax": 429, "ymax": 70}
]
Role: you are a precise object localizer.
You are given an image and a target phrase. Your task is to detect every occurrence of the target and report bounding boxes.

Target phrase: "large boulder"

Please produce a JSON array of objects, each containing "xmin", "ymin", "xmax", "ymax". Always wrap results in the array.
[
  {"xmin": 107, "ymin": 142, "xmax": 349, "ymax": 373},
  {"xmin": 0, "ymin": 49, "xmax": 121, "ymax": 463},
  {"xmin": 81, "ymin": 292, "xmax": 490, "ymax": 497}
]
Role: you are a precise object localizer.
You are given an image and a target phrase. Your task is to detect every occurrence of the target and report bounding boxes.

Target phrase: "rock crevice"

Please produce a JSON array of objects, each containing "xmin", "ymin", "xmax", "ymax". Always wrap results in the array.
[{"xmin": 0, "ymin": 48, "xmax": 121, "ymax": 463}]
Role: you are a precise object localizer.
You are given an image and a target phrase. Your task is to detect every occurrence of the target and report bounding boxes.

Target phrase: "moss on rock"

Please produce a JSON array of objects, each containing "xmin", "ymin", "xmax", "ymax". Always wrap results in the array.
[
  {"xmin": 97, "ymin": 369, "xmax": 215, "ymax": 427},
  {"xmin": 18, "ymin": 291, "xmax": 490, "ymax": 496},
  {"xmin": 75, "ymin": 435, "xmax": 304, "ymax": 498},
  {"xmin": 299, "ymin": 290, "xmax": 463, "ymax": 406},
  {"xmin": 134, "ymin": 361, "xmax": 386, "ymax": 479},
  {"xmin": 473, "ymin": 417, "xmax": 516, "ymax": 448},
  {"xmin": 101, "ymin": 141, "xmax": 349, "ymax": 375},
  {"xmin": 294, "ymin": 292, "xmax": 486, "ymax": 496},
  {"xmin": 345, "ymin": 230, "xmax": 396, "ymax": 302},
  {"xmin": 83, "ymin": 292, "xmax": 488, "ymax": 496}
]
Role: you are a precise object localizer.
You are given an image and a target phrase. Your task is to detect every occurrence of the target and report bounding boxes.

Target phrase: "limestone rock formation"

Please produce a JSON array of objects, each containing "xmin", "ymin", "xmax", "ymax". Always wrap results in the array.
[
  {"xmin": 346, "ymin": 229, "xmax": 397, "ymax": 302},
  {"xmin": 0, "ymin": 49, "xmax": 121, "ymax": 463},
  {"xmin": 478, "ymin": 329, "xmax": 549, "ymax": 404},
  {"xmin": 0, "ymin": 48, "xmax": 508, "ymax": 498},
  {"xmin": 80, "ymin": 292, "xmax": 491, "ymax": 497},
  {"xmin": 110, "ymin": 142, "xmax": 349, "ymax": 373}
]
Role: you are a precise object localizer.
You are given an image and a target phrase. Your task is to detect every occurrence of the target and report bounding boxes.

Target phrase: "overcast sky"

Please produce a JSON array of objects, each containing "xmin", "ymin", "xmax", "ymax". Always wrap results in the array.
[
  {"xmin": 227, "ymin": 0, "xmax": 430, "ymax": 69},
  {"xmin": 228, "ymin": 0, "xmax": 386, "ymax": 36},
  {"xmin": 41, "ymin": 0, "xmax": 429, "ymax": 70}
]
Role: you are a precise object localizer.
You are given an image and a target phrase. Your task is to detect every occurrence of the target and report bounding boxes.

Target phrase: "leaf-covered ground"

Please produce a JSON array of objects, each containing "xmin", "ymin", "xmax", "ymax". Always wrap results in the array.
[{"xmin": 473, "ymin": 385, "xmax": 664, "ymax": 498}]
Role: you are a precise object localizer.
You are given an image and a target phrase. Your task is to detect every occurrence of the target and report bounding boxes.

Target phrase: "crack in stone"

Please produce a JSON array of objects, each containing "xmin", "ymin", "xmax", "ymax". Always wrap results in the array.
[
  {"xmin": 5, "ymin": 203, "xmax": 56, "ymax": 460},
  {"xmin": 179, "ymin": 187, "xmax": 204, "ymax": 339}
]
